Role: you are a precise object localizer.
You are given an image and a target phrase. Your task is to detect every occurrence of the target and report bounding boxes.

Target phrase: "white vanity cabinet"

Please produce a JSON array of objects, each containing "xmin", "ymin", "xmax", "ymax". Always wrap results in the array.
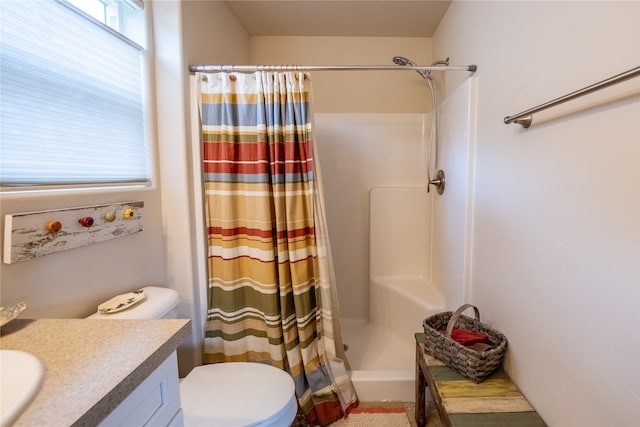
[{"xmin": 98, "ymin": 351, "xmax": 183, "ymax": 427}]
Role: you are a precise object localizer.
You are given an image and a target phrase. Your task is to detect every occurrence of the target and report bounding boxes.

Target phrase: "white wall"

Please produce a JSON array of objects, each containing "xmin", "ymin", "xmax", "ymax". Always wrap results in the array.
[
  {"xmin": 153, "ymin": 0, "xmax": 250, "ymax": 375},
  {"xmin": 250, "ymin": 36, "xmax": 432, "ymax": 113},
  {"xmin": 182, "ymin": 0, "xmax": 250, "ymax": 66},
  {"xmin": 431, "ymin": 76, "xmax": 477, "ymax": 308},
  {"xmin": 434, "ymin": 2, "xmax": 640, "ymax": 426}
]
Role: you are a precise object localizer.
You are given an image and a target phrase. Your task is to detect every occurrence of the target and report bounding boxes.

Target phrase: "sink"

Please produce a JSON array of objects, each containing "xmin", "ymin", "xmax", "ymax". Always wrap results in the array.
[{"xmin": 0, "ymin": 350, "xmax": 45, "ymax": 427}]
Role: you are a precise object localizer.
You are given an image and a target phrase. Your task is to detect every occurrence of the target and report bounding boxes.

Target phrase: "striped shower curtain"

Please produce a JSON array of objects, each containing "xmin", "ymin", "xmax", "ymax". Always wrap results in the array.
[{"xmin": 196, "ymin": 71, "xmax": 358, "ymax": 426}]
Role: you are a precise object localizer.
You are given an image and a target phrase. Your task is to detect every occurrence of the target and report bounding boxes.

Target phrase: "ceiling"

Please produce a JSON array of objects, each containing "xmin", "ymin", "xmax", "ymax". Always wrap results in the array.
[{"xmin": 223, "ymin": 1, "xmax": 452, "ymax": 37}]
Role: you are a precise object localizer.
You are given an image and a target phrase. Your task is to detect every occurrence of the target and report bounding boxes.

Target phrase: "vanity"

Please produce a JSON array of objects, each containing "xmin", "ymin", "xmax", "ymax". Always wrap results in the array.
[{"xmin": 0, "ymin": 318, "xmax": 191, "ymax": 426}]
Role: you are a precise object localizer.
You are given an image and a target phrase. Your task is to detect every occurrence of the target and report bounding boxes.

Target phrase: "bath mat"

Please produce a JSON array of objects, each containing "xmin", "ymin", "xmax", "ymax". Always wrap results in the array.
[
  {"xmin": 328, "ymin": 402, "xmax": 411, "ymax": 427},
  {"xmin": 329, "ymin": 412, "xmax": 410, "ymax": 426}
]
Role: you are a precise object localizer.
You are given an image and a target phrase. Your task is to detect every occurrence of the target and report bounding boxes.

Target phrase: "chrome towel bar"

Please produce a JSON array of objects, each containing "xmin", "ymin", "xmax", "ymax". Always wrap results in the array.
[{"xmin": 504, "ymin": 66, "xmax": 640, "ymax": 128}]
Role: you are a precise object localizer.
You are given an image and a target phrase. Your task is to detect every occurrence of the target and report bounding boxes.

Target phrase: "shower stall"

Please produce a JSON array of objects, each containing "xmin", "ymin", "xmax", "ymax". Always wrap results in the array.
[
  {"xmin": 313, "ymin": 109, "xmax": 442, "ymax": 402},
  {"xmin": 314, "ymin": 75, "xmax": 477, "ymax": 402}
]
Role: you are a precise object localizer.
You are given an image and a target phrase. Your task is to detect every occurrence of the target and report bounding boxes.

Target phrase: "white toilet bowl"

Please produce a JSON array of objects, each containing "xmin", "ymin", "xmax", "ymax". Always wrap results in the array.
[
  {"xmin": 89, "ymin": 286, "xmax": 298, "ymax": 427},
  {"xmin": 180, "ymin": 362, "xmax": 297, "ymax": 427}
]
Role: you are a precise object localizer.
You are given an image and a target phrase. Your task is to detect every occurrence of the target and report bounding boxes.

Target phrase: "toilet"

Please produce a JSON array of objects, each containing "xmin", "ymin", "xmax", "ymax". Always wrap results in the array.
[{"xmin": 88, "ymin": 286, "xmax": 298, "ymax": 427}]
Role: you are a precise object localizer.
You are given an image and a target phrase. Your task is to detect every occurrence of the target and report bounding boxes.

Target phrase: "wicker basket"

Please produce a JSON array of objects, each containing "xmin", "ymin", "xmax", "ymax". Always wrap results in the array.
[{"xmin": 422, "ymin": 304, "xmax": 507, "ymax": 383}]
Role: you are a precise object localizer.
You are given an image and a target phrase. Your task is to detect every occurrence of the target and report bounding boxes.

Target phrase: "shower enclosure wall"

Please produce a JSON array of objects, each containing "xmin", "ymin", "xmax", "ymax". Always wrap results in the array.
[
  {"xmin": 341, "ymin": 186, "xmax": 444, "ymax": 401},
  {"xmin": 315, "ymin": 78, "xmax": 476, "ymax": 401},
  {"xmin": 314, "ymin": 113, "xmax": 447, "ymax": 401}
]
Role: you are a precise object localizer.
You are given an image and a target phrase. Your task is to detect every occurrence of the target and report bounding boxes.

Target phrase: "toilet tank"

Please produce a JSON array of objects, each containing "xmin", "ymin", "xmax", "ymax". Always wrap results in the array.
[{"xmin": 87, "ymin": 286, "xmax": 180, "ymax": 320}]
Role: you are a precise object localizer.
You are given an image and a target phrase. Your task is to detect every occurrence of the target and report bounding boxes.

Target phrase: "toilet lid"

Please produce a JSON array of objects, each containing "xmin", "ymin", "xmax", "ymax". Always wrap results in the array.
[{"xmin": 180, "ymin": 362, "xmax": 298, "ymax": 427}]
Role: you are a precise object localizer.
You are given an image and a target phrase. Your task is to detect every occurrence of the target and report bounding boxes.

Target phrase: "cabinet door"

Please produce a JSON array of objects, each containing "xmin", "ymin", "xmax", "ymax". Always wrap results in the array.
[{"xmin": 98, "ymin": 352, "xmax": 182, "ymax": 427}]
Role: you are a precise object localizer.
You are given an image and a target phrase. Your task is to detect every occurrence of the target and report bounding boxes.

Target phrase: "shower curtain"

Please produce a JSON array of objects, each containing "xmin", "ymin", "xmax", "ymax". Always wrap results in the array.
[{"xmin": 196, "ymin": 71, "xmax": 358, "ymax": 426}]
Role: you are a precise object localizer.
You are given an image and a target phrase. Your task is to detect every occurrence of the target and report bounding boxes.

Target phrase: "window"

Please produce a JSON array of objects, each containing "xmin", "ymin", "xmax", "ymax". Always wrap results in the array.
[{"xmin": 0, "ymin": 0, "xmax": 150, "ymax": 189}]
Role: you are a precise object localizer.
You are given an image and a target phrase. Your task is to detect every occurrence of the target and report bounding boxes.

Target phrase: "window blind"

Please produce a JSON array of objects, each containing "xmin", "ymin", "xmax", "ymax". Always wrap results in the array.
[{"xmin": 0, "ymin": 0, "xmax": 149, "ymax": 187}]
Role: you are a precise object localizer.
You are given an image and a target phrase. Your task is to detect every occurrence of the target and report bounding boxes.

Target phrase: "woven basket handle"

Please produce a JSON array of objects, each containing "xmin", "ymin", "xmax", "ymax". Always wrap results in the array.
[{"xmin": 445, "ymin": 304, "xmax": 480, "ymax": 338}]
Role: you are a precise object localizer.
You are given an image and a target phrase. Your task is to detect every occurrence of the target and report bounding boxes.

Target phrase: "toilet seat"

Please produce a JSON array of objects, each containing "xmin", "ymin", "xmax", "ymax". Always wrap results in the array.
[{"xmin": 179, "ymin": 362, "xmax": 298, "ymax": 427}]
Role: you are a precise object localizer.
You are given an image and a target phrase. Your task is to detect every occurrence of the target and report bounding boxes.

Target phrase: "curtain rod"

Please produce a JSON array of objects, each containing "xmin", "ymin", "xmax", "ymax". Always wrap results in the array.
[{"xmin": 189, "ymin": 64, "xmax": 477, "ymax": 73}]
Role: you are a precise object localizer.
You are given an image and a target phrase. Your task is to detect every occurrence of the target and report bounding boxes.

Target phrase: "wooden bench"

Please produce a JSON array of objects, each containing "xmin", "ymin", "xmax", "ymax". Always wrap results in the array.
[{"xmin": 415, "ymin": 333, "xmax": 547, "ymax": 427}]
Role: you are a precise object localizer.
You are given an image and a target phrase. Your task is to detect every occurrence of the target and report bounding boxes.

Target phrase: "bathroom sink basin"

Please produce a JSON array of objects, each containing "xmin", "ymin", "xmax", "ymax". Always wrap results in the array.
[{"xmin": 0, "ymin": 350, "xmax": 45, "ymax": 427}]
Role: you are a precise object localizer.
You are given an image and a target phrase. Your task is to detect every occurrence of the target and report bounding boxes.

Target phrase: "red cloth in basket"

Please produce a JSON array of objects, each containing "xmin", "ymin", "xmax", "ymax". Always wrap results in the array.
[{"xmin": 440, "ymin": 328, "xmax": 488, "ymax": 345}]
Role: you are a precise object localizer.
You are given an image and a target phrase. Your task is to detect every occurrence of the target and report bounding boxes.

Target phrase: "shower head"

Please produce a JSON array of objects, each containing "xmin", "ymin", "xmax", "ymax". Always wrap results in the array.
[
  {"xmin": 393, "ymin": 56, "xmax": 452, "ymax": 80},
  {"xmin": 393, "ymin": 56, "xmax": 430, "ymax": 80},
  {"xmin": 392, "ymin": 56, "xmax": 415, "ymax": 67}
]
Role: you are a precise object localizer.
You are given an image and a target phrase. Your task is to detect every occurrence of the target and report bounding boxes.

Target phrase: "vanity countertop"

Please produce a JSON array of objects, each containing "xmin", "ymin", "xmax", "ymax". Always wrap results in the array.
[{"xmin": 0, "ymin": 318, "xmax": 191, "ymax": 426}]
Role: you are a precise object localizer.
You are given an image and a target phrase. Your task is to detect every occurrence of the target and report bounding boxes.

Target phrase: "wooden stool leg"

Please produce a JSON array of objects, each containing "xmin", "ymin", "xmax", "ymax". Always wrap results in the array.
[{"xmin": 415, "ymin": 341, "xmax": 426, "ymax": 427}]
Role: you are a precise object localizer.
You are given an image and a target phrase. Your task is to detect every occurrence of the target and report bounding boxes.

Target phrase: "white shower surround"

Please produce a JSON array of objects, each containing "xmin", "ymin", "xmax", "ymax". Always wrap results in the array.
[
  {"xmin": 315, "ymin": 80, "xmax": 476, "ymax": 402},
  {"xmin": 314, "ymin": 113, "xmax": 430, "ymax": 321},
  {"xmin": 342, "ymin": 187, "xmax": 445, "ymax": 401}
]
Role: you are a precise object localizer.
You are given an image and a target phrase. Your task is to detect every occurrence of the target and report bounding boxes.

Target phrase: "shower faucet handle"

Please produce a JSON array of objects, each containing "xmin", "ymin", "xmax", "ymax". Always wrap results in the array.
[{"xmin": 428, "ymin": 170, "xmax": 446, "ymax": 195}]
